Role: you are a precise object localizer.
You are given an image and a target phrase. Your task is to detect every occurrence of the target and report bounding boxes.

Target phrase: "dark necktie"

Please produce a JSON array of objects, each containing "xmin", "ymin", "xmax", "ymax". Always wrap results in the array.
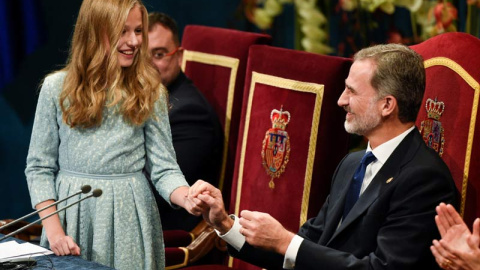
[{"xmin": 343, "ymin": 151, "xmax": 376, "ymax": 220}]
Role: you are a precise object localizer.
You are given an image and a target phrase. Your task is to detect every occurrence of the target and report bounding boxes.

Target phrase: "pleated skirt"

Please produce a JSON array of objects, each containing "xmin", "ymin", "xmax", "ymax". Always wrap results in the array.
[{"xmin": 40, "ymin": 170, "xmax": 165, "ymax": 270}]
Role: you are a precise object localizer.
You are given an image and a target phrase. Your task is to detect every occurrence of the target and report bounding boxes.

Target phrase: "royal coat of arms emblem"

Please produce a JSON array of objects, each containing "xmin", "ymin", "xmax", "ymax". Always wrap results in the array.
[
  {"xmin": 420, "ymin": 97, "xmax": 445, "ymax": 156},
  {"xmin": 261, "ymin": 108, "xmax": 291, "ymax": 189}
]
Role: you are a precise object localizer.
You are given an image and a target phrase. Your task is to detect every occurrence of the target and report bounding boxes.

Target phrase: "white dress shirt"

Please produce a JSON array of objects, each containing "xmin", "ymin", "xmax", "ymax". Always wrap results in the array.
[{"xmin": 217, "ymin": 126, "xmax": 415, "ymax": 269}]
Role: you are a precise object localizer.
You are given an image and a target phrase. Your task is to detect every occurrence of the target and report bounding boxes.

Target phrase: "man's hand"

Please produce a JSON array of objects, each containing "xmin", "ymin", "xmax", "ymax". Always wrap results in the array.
[
  {"xmin": 239, "ymin": 210, "xmax": 295, "ymax": 255},
  {"xmin": 189, "ymin": 180, "xmax": 233, "ymax": 234}
]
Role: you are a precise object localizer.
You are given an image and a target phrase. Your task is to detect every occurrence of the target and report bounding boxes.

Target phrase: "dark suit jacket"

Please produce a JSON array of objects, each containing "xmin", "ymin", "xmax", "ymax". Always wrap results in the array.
[
  {"xmin": 229, "ymin": 129, "xmax": 458, "ymax": 269},
  {"xmin": 153, "ymin": 72, "xmax": 223, "ymax": 231}
]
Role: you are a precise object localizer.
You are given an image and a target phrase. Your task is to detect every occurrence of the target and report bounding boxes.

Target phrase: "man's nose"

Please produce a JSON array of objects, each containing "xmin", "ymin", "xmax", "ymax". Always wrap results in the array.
[{"xmin": 337, "ymin": 89, "xmax": 348, "ymax": 107}]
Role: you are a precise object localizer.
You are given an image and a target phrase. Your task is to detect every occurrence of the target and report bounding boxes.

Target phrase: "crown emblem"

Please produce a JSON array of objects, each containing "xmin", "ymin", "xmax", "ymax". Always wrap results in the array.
[
  {"xmin": 270, "ymin": 108, "xmax": 291, "ymax": 130},
  {"xmin": 425, "ymin": 98, "xmax": 445, "ymax": 120},
  {"xmin": 420, "ymin": 97, "xmax": 445, "ymax": 157},
  {"xmin": 262, "ymin": 107, "xmax": 291, "ymax": 189}
]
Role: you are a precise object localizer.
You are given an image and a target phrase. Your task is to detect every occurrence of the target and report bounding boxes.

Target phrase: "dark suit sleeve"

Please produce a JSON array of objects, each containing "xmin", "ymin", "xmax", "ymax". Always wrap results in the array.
[
  {"xmin": 224, "ymin": 155, "xmax": 348, "ymax": 269},
  {"xmin": 169, "ymin": 93, "xmax": 222, "ymax": 186},
  {"xmin": 295, "ymin": 166, "xmax": 456, "ymax": 270},
  {"xmin": 225, "ymin": 195, "xmax": 332, "ymax": 270},
  {"xmin": 225, "ymin": 166, "xmax": 338, "ymax": 269},
  {"xmin": 227, "ymin": 242, "xmax": 285, "ymax": 269}
]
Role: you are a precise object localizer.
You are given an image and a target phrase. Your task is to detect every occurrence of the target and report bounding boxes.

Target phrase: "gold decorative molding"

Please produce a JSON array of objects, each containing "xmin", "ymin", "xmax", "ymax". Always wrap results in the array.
[
  {"xmin": 424, "ymin": 57, "xmax": 480, "ymax": 216},
  {"xmin": 165, "ymin": 247, "xmax": 189, "ymax": 270},
  {"xmin": 234, "ymin": 71, "xmax": 324, "ymax": 228},
  {"xmin": 182, "ymin": 50, "xmax": 240, "ymax": 191}
]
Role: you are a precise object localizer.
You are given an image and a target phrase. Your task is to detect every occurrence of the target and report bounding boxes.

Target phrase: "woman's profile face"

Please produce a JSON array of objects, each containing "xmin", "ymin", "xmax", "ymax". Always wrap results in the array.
[{"xmin": 117, "ymin": 5, "xmax": 143, "ymax": 67}]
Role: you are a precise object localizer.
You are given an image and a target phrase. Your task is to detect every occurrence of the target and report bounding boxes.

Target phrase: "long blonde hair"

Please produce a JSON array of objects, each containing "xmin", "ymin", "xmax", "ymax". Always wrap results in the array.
[{"xmin": 59, "ymin": 0, "xmax": 162, "ymax": 128}]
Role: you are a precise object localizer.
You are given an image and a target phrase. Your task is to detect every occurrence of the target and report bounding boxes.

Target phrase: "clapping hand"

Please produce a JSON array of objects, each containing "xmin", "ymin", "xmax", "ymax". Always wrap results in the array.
[{"xmin": 431, "ymin": 203, "xmax": 480, "ymax": 270}]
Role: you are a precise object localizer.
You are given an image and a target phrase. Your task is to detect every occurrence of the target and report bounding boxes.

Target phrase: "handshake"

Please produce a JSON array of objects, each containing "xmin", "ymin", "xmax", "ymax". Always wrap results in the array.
[
  {"xmin": 183, "ymin": 180, "xmax": 232, "ymax": 234},
  {"xmin": 182, "ymin": 180, "xmax": 295, "ymax": 255}
]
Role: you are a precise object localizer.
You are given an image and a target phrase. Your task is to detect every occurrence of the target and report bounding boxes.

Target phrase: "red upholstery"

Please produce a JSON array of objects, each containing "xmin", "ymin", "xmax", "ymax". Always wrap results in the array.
[
  {"xmin": 164, "ymin": 230, "xmax": 192, "ymax": 247},
  {"xmin": 165, "ymin": 247, "xmax": 188, "ymax": 269},
  {"xmin": 411, "ymin": 32, "xmax": 480, "ymax": 228},
  {"xmin": 182, "ymin": 45, "xmax": 351, "ymax": 270},
  {"xmin": 0, "ymin": 219, "xmax": 42, "ymax": 242},
  {"xmin": 165, "ymin": 27, "xmax": 271, "ymax": 269},
  {"xmin": 226, "ymin": 45, "xmax": 351, "ymax": 270},
  {"xmin": 181, "ymin": 25, "xmax": 272, "ymax": 199},
  {"xmin": 184, "ymin": 266, "xmax": 230, "ymax": 270}
]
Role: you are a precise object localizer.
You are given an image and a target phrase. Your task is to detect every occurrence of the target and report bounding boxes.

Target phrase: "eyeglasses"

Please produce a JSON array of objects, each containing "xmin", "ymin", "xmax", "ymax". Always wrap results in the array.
[{"xmin": 152, "ymin": 47, "xmax": 182, "ymax": 60}]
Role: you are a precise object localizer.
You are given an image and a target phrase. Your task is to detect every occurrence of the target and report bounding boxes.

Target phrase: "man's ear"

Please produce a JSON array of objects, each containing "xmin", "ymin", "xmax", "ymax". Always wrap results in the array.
[
  {"xmin": 177, "ymin": 47, "xmax": 184, "ymax": 68},
  {"xmin": 381, "ymin": 95, "xmax": 397, "ymax": 117}
]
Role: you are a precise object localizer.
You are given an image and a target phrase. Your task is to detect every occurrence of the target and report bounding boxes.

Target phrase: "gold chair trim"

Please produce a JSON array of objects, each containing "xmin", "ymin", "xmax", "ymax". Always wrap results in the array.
[
  {"xmin": 234, "ymin": 71, "xmax": 324, "ymax": 228},
  {"xmin": 165, "ymin": 247, "xmax": 189, "ymax": 270},
  {"xmin": 424, "ymin": 57, "xmax": 480, "ymax": 216},
  {"xmin": 182, "ymin": 50, "xmax": 240, "ymax": 192}
]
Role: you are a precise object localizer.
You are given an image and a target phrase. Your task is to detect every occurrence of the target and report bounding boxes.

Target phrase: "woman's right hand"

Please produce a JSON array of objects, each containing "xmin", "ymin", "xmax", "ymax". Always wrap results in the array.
[
  {"xmin": 48, "ymin": 233, "xmax": 81, "ymax": 256},
  {"xmin": 36, "ymin": 200, "xmax": 81, "ymax": 256}
]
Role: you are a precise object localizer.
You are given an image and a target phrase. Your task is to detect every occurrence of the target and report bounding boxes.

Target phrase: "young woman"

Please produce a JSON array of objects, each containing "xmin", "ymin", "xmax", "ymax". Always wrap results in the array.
[{"xmin": 25, "ymin": 0, "xmax": 200, "ymax": 268}]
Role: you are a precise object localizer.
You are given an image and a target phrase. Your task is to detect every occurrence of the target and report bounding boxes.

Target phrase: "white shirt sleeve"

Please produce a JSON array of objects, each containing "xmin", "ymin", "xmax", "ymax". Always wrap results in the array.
[
  {"xmin": 215, "ymin": 214, "xmax": 245, "ymax": 251},
  {"xmin": 215, "ymin": 214, "xmax": 303, "ymax": 268},
  {"xmin": 283, "ymin": 234, "xmax": 304, "ymax": 269}
]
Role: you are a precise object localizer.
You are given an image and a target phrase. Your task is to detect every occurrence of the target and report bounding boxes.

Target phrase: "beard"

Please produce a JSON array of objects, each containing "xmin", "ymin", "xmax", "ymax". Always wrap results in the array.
[{"xmin": 344, "ymin": 100, "xmax": 382, "ymax": 136}]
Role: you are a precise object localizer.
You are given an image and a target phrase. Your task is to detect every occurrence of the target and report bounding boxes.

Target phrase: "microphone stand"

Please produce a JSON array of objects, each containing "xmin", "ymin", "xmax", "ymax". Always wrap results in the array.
[
  {"xmin": 0, "ymin": 185, "xmax": 92, "ymax": 232},
  {"xmin": 0, "ymin": 189, "xmax": 102, "ymax": 242}
]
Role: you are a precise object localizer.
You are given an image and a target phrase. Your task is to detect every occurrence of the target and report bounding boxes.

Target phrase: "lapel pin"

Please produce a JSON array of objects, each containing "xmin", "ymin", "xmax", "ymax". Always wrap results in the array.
[{"xmin": 386, "ymin": 177, "xmax": 394, "ymax": 184}]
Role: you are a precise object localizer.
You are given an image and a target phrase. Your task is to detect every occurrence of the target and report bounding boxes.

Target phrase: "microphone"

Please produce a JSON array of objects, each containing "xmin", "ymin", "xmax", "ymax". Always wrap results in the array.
[
  {"xmin": 0, "ymin": 189, "xmax": 102, "ymax": 242},
  {"xmin": 0, "ymin": 185, "xmax": 92, "ymax": 232}
]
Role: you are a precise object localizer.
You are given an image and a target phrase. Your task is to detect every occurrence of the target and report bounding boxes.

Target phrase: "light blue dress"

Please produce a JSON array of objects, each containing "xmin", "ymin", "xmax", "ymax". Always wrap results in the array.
[{"xmin": 25, "ymin": 71, "xmax": 188, "ymax": 269}]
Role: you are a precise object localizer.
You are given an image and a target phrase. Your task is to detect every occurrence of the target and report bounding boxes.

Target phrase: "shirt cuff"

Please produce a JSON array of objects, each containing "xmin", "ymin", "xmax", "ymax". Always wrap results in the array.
[
  {"xmin": 283, "ymin": 235, "xmax": 304, "ymax": 269},
  {"xmin": 215, "ymin": 214, "xmax": 245, "ymax": 251}
]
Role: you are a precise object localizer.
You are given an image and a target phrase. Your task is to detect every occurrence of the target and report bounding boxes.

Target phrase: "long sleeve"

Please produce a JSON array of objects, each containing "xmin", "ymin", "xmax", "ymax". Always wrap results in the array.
[
  {"xmin": 155, "ymin": 73, "xmax": 223, "ymax": 231},
  {"xmin": 25, "ymin": 73, "xmax": 62, "ymax": 208},
  {"xmin": 144, "ymin": 89, "xmax": 188, "ymax": 206}
]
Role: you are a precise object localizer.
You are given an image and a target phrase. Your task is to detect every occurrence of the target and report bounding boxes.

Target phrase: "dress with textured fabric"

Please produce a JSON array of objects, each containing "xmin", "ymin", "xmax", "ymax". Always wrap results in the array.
[{"xmin": 25, "ymin": 71, "xmax": 188, "ymax": 270}]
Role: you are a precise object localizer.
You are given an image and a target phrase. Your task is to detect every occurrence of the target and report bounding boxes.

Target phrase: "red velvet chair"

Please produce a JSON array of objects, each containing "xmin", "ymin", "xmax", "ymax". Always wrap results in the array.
[
  {"xmin": 411, "ymin": 32, "xmax": 480, "ymax": 228},
  {"xmin": 0, "ymin": 219, "xmax": 42, "ymax": 242},
  {"xmin": 181, "ymin": 25, "xmax": 272, "ymax": 199},
  {"xmin": 227, "ymin": 45, "xmax": 351, "ymax": 270},
  {"xmin": 181, "ymin": 45, "xmax": 351, "ymax": 270},
  {"xmin": 164, "ymin": 26, "xmax": 271, "ymax": 269}
]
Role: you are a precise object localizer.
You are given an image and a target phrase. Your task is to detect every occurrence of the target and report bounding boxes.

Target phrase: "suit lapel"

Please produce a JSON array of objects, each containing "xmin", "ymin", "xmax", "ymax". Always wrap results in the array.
[
  {"xmin": 319, "ymin": 152, "xmax": 362, "ymax": 244},
  {"xmin": 327, "ymin": 129, "xmax": 422, "ymax": 244}
]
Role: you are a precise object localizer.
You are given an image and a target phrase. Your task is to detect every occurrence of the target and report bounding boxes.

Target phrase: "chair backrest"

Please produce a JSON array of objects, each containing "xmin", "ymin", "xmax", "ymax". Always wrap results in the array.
[
  {"xmin": 228, "ymin": 45, "xmax": 351, "ymax": 270},
  {"xmin": 0, "ymin": 219, "xmax": 42, "ymax": 243},
  {"xmin": 181, "ymin": 26, "xmax": 271, "ymax": 206},
  {"xmin": 411, "ymin": 32, "xmax": 480, "ymax": 227}
]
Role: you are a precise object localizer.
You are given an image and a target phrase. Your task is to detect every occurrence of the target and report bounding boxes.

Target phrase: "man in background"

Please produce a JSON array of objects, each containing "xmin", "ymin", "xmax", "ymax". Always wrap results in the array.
[{"xmin": 148, "ymin": 12, "xmax": 223, "ymax": 231}]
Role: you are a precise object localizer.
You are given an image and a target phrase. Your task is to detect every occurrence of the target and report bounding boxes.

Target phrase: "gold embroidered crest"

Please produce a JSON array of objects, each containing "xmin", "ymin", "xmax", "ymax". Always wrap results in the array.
[
  {"xmin": 261, "ymin": 108, "xmax": 291, "ymax": 189},
  {"xmin": 420, "ymin": 98, "xmax": 445, "ymax": 156}
]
